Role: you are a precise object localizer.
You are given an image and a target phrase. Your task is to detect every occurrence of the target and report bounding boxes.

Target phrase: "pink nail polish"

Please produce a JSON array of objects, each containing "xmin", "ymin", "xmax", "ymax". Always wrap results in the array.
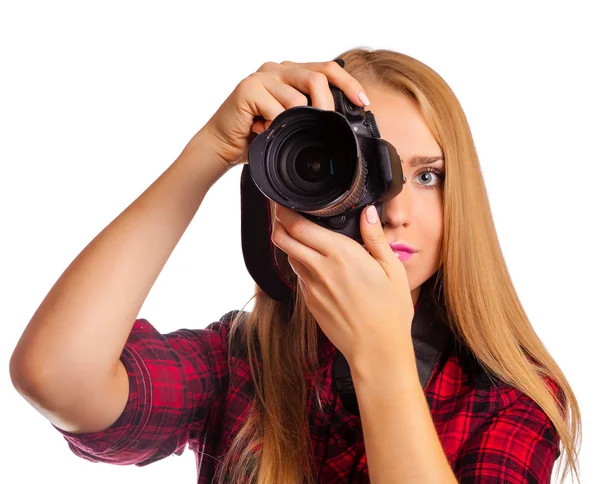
[
  {"xmin": 358, "ymin": 91, "xmax": 371, "ymax": 106},
  {"xmin": 366, "ymin": 204, "xmax": 378, "ymax": 224}
]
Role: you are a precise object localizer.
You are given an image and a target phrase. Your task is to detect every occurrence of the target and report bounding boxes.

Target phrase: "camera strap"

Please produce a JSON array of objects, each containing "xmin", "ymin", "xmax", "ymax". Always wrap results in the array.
[{"xmin": 239, "ymin": 164, "xmax": 454, "ymax": 412}]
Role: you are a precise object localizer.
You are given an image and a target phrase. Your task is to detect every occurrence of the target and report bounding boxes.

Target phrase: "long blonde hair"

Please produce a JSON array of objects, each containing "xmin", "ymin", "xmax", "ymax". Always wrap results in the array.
[{"xmin": 215, "ymin": 47, "xmax": 581, "ymax": 484}]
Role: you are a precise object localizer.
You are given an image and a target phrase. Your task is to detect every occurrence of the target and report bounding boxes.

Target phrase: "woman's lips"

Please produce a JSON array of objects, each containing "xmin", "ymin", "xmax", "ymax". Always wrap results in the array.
[
  {"xmin": 362, "ymin": 245, "xmax": 415, "ymax": 261},
  {"xmin": 394, "ymin": 250, "xmax": 413, "ymax": 261}
]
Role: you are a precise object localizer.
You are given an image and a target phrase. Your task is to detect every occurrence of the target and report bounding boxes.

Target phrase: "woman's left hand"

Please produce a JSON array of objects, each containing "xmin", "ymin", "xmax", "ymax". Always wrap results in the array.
[{"xmin": 271, "ymin": 203, "xmax": 415, "ymax": 371}]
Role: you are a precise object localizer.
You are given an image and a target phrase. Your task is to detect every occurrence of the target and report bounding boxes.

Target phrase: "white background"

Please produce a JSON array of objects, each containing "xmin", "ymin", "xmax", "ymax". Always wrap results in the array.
[{"xmin": 1, "ymin": 1, "xmax": 598, "ymax": 482}]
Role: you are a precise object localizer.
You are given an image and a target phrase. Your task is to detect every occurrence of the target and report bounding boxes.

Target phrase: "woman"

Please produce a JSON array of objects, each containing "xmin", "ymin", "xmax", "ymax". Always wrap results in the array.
[{"xmin": 10, "ymin": 48, "xmax": 581, "ymax": 483}]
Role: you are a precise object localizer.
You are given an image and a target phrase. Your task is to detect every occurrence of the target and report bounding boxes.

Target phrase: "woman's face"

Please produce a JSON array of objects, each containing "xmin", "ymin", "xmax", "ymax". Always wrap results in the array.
[{"xmin": 361, "ymin": 85, "xmax": 445, "ymax": 306}]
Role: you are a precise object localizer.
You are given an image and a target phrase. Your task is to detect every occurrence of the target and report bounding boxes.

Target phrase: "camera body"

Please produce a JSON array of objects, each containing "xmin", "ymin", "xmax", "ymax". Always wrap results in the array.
[{"xmin": 247, "ymin": 84, "xmax": 405, "ymax": 245}]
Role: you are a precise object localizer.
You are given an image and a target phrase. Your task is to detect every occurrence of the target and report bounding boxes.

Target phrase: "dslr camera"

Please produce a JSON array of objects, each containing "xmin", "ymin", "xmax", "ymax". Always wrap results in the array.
[{"xmin": 247, "ymin": 83, "xmax": 405, "ymax": 246}]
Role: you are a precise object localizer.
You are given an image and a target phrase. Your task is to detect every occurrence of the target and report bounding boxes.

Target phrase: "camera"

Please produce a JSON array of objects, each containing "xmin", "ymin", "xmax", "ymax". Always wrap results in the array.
[{"xmin": 246, "ymin": 84, "xmax": 405, "ymax": 246}]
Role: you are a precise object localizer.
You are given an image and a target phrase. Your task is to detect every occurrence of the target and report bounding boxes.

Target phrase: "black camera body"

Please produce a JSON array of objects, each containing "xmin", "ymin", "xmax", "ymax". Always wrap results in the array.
[{"xmin": 246, "ymin": 84, "xmax": 405, "ymax": 245}]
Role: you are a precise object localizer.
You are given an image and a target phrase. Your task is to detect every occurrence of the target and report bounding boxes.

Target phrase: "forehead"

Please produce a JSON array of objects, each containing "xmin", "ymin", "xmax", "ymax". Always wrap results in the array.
[{"xmin": 362, "ymin": 85, "xmax": 442, "ymax": 162}]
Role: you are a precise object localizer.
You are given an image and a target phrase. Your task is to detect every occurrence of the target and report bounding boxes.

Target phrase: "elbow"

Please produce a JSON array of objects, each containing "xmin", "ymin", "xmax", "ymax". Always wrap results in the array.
[{"xmin": 9, "ymin": 346, "xmax": 51, "ymax": 404}]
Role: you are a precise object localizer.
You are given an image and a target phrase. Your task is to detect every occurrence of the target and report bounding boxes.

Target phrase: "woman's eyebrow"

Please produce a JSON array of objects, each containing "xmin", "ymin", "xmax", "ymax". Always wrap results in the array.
[{"xmin": 404, "ymin": 155, "xmax": 445, "ymax": 167}]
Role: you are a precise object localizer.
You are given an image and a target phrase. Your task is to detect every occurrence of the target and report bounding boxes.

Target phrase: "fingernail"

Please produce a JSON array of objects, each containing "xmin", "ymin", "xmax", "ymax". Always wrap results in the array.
[
  {"xmin": 366, "ymin": 205, "xmax": 378, "ymax": 224},
  {"xmin": 358, "ymin": 91, "xmax": 371, "ymax": 106}
]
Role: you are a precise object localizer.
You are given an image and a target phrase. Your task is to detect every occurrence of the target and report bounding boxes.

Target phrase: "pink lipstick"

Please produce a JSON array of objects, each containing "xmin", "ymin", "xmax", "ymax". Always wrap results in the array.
[{"xmin": 390, "ymin": 243, "xmax": 415, "ymax": 261}]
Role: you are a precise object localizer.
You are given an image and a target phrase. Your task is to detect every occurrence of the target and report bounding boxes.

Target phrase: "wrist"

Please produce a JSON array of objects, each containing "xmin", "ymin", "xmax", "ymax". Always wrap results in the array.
[
  {"xmin": 180, "ymin": 127, "xmax": 232, "ymax": 173},
  {"xmin": 348, "ymin": 340, "xmax": 418, "ymax": 389},
  {"xmin": 174, "ymin": 129, "xmax": 232, "ymax": 191}
]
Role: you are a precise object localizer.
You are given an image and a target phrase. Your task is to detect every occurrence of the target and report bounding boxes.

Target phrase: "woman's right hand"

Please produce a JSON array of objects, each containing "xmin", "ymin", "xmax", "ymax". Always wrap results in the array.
[{"xmin": 196, "ymin": 60, "xmax": 370, "ymax": 170}]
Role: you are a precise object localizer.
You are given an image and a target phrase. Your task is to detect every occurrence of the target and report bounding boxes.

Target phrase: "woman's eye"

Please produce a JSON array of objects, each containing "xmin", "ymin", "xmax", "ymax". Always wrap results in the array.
[{"xmin": 413, "ymin": 168, "xmax": 445, "ymax": 189}]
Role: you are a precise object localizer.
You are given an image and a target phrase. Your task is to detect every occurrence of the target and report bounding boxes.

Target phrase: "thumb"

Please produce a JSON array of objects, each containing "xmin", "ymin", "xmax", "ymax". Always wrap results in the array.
[{"xmin": 361, "ymin": 204, "xmax": 399, "ymax": 278}]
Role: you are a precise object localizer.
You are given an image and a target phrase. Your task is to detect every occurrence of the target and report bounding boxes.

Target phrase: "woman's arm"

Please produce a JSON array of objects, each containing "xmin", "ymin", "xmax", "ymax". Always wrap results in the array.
[
  {"xmin": 351, "ymin": 344, "xmax": 458, "ymax": 484},
  {"xmin": 10, "ymin": 127, "xmax": 229, "ymax": 434}
]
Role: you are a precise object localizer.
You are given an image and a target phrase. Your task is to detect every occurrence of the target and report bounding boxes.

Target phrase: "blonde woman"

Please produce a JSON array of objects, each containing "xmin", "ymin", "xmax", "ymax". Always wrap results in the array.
[{"xmin": 10, "ymin": 48, "xmax": 581, "ymax": 483}]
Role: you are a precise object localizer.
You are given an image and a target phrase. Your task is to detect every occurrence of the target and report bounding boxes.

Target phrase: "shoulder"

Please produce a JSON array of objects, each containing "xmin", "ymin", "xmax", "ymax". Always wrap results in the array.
[
  {"xmin": 202, "ymin": 309, "xmax": 242, "ymax": 334},
  {"xmin": 429, "ymin": 337, "xmax": 563, "ymax": 430},
  {"xmin": 449, "ymin": 339, "xmax": 563, "ymax": 406},
  {"xmin": 430, "ymin": 339, "xmax": 562, "ymax": 467},
  {"xmin": 438, "ymin": 337, "xmax": 563, "ymax": 405},
  {"xmin": 439, "ymin": 337, "xmax": 503, "ymax": 392},
  {"xmin": 204, "ymin": 310, "xmax": 252, "ymax": 360},
  {"xmin": 176, "ymin": 309, "xmax": 248, "ymax": 346}
]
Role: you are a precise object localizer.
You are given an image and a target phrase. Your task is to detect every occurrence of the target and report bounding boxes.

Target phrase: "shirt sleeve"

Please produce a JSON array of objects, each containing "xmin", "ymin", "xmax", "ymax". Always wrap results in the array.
[
  {"xmin": 453, "ymin": 381, "xmax": 562, "ymax": 483},
  {"xmin": 51, "ymin": 310, "xmax": 238, "ymax": 466}
]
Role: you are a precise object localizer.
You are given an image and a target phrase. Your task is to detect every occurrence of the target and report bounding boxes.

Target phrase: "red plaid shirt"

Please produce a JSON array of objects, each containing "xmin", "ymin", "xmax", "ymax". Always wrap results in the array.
[{"xmin": 53, "ymin": 309, "xmax": 561, "ymax": 483}]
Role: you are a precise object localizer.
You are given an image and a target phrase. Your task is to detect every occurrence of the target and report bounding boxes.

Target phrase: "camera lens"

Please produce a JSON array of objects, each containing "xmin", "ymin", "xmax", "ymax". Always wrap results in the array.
[
  {"xmin": 261, "ymin": 110, "xmax": 367, "ymax": 216},
  {"xmin": 295, "ymin": 145, "xmax": 336, "ymax": 183},
  {"xmin": 269, "ymin": 121, "xmax": 354, "ymax": 201}
]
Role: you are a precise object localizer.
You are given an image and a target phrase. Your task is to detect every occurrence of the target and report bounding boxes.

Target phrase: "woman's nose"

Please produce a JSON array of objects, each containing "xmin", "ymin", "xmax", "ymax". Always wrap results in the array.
[{"xmin": 382, "ymin": 190, "xmax": 413, "ymax": 227}]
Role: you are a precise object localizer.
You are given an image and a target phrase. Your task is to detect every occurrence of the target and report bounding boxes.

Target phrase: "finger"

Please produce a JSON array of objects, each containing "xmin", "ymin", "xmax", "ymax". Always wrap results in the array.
[
  {"xmin": 296, "ymin": 275, "xmax": 315, "ymax": 305},
  {"xmin": 283, "ymin": 60, "xmax": 369, "ymax": 109},
  {"xmin": 278, "ymin": 67, "xmax": 335, "ymax": 111},
  {"xmin": 360, "ymin": 205, "xmax": 401, "ymax": 281},
  {"xmin": 261, "ymin": 75, "xmax": 310, "ymax": 110},
  {"xmin": 287, "ymin": 253, "xmax": 311, "ymax": 282},
  {"xmin": 271, "ymin": 218, "xmax": 325, "ymax": 269},
  {"xmin": 246, "ymin": 72, "xmax": 314, "ymax": 134},
  {"xmin": 274, "ymin": 204, "xmax": 341, "ymax": 257},
  {"xmin": 251, "ymin": 119, "xmax": 267, "ymax": 134},
  {"xmin": 239, "ymin": 73, "xmax": 287, "ymax": 128}
]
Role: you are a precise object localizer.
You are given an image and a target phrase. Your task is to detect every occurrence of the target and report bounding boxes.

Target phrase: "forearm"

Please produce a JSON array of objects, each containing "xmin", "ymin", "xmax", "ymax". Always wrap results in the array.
[
  {"xmin": 10, "ymin": 127, "xmax": 229, "ymax": 398},
  {"xmin": 350, "ymin": 348, "xmax": 458, "ymax": 484}
]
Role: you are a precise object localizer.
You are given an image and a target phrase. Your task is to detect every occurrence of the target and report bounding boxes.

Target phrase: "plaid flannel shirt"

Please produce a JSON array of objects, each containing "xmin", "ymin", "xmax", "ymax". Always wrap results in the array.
[{"xmin": 53, "ymin": 309, "xmax": 562, "ymax": 483}]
